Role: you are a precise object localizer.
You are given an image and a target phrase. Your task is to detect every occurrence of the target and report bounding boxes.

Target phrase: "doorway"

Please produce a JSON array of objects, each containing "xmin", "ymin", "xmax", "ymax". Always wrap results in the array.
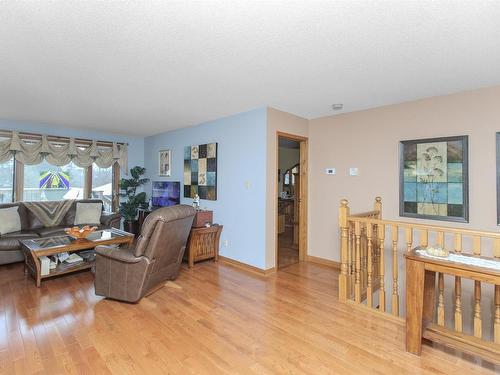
[{"xmin": 276, "ymin": 132, "xmax": 308, "ymax": 269}]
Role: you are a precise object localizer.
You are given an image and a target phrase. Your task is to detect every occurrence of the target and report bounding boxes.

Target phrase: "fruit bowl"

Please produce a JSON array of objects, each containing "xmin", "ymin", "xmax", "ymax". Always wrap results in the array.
[{"xmin": 65, "ymin": 225, "xmax": 98, "ymax": 239}]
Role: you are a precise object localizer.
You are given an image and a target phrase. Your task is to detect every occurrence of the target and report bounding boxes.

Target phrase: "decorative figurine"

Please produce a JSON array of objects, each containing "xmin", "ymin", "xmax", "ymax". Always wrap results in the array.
[{"xmin": 193, "ymin": 194, "xmax": 200, "ymax": 210}]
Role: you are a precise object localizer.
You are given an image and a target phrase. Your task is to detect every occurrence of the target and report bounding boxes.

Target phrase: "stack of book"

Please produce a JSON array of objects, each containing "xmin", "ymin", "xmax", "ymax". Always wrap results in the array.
[{"xmin": 49, "ymin": 250, "xmax": 96, "ymax": 271}]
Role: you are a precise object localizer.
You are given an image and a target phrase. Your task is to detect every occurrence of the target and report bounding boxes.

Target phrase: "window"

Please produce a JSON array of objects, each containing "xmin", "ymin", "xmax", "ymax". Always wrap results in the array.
[
  {"xmin": 23, "ymin": 160, "xmax": 85, "ymax": 201},
  {"xmin": 0, "ymin": 131, "xmax": 123, "ymax": 209},
  {"xmin": 0, "ymin": 159, "xmax": 14, "ymax": 203},
  {"xmin": 284, "ymin": 164, "xmax": 299, "ymax": 186},
  {"xmin": 92, "ymin": 165, "xmax": 113, "ymax": 211}
]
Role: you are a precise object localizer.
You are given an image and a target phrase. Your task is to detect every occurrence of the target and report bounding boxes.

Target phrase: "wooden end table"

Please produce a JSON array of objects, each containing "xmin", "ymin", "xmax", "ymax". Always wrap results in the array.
[{"xmin": 21, "ymin": 228, "xmax": 134, "ymax": 287}]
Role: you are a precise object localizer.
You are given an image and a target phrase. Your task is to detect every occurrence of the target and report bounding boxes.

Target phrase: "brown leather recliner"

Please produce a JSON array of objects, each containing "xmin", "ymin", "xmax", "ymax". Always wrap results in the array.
[{"xmin": 94, "ymin": 205, "xmax": 195, "ymax": 303}]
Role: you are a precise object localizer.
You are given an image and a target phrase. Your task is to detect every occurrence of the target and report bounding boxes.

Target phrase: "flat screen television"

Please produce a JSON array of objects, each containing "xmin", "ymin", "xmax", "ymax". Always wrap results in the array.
[{"xmin": 152, "ymin": 181, "xmax": 180, "ymax": 207}]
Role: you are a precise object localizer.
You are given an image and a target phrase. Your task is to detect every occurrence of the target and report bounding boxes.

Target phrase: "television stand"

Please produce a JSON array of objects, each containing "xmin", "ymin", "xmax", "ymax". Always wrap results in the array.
[{"xmin": 137, "ymin": 207, "xmax": 157, "ymax": 232}]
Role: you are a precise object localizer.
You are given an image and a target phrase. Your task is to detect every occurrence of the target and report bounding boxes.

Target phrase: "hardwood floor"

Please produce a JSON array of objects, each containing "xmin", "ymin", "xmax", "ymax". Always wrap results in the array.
[
  {"xmin": 0, "ymin": 261, "xmax": 498, "ymax": 374},
  {"xmin": 278, "ymin": 228, "xmax": 299, "ymax": 268}
]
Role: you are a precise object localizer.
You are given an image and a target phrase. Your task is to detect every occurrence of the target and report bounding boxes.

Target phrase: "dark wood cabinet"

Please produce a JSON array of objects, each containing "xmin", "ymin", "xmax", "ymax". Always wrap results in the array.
[
  {"xmin": 192, "ymin": 210, "xmax": 213, "ymax": 228},
  {"xmin": 138, "ymin": 208, "xmax": 213, "ymax": 232}
]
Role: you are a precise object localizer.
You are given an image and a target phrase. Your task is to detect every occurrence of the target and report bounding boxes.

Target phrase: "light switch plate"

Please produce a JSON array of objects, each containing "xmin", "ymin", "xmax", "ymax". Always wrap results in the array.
[
  {"xmin": 349, "ymin": 167, "xmax": 359, "ymax": 176},
  {"xmin": 325, "ymin": 168, "xmax": 336, "ymax": 175}
]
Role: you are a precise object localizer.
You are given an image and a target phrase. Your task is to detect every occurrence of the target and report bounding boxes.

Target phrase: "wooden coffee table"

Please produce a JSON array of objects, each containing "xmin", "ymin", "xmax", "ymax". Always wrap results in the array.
[{"xmin": 21, "ymin": 228, "xmax": 134, "ymax": 287}]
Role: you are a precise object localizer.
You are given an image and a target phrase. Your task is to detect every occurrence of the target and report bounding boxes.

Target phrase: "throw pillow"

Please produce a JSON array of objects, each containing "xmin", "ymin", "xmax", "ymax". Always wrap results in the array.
[
  {"xmin": 0, "ymin": 206, "xmax": 22, "ymax": 235},
  {"xmin": 74, "ymin": 202, "xmax": 103, "ymax": 225}
]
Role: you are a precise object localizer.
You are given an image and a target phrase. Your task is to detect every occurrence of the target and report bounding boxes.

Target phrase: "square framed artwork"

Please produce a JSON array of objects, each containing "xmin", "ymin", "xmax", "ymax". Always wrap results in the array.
[
  {"xmin": 184, "ymin": 143, "xmax": 217, "ymax": 200},
  {"xmin": 399, "ymin": 135, "xmax": 469, "ymax": 222},
  {"xmin": 158, "ymin": 150, "xmax": 171, "ymax": 177}
]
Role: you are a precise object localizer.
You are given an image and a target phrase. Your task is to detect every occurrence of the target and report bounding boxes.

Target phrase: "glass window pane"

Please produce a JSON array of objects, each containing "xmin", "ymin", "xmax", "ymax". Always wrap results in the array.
[
  {"xmin": 92, "ymin": 165, "xmax": 113, "ymax": 212},
  {"xmin": 0, "ymin": 159, "xmax": 14, "ymax": 203},
  {"xmin": 23, "ymin": 160, "xmax": 85, "ymax": 201}
]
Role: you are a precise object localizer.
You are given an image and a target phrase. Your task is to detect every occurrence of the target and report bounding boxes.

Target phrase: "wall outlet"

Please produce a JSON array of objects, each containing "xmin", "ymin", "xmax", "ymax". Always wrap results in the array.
[
  {"xmin": 325, "ymin": 168, "xmax": 336, "ymax": 175},
  {"xmin": 349, "ymin": 167, "xmax": 359, "ymax": 176},
  {"xmin": 223, "ymin": 240, "xmax": 229, "ymax": 247}
]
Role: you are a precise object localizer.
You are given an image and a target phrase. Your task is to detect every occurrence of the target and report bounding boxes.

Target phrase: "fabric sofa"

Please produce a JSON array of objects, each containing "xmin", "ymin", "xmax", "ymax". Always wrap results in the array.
[
  {"xmin": 94, "ymin": 205, "xmax": 195, "ymax": 303},
  {"xmin": 0, "ymin": 199, "xmax": 120, "ymax": 265}
]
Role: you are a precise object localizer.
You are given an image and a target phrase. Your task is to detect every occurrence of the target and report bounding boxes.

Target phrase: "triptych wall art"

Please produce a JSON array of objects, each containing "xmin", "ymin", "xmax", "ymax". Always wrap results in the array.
[
  {"xmin": 183, "ymin": 143, "xmax": 218, "ymax": 200},
  {"xmin": 399, "ymin": 136, "xmax": 469, "ymax": 223}
]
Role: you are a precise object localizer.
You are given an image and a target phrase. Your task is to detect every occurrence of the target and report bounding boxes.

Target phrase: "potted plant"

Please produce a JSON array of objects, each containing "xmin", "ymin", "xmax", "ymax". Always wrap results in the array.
[{"xmin": 119, "ymin": 166, "xmax": 149, "ymax": 235}]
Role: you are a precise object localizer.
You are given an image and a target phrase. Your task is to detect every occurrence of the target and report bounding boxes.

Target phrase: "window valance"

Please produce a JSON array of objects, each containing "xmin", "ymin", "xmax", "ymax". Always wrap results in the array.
[{"xmin": 0, "ymin": 131, "xmax": 128, "ymax": 173}]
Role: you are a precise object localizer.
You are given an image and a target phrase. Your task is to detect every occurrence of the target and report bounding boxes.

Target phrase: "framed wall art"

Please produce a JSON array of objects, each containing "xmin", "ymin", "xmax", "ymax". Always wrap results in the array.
[
  {"xmin": 400, "ymin": 135, "xmax": 468, "ymax": 222},
  {"xmin": 184, "ymin": 142, "xmax": 217, "ymax": 200},
  {"xmin": 158, "ymin": 149, "xmax": 172, "ymax": 177}
]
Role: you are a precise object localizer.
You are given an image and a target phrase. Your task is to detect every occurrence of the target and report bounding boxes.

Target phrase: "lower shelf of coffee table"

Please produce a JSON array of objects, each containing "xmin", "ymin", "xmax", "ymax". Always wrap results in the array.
[
  {"xmin": 42, "ymin": 260, "xmax": 94, "ymax": 279},
  {"xmin": 25, "ymin": 257, "xmax": 95, "ymax": 282}
]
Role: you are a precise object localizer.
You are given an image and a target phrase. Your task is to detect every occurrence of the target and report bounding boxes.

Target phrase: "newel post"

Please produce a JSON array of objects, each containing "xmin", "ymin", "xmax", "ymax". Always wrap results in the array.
[
  {"xmin": 374, "ymin": 196, "xmax": 382, "ymax": 219},
  {"xmin": 339, "ymin": 199, "xmax": 350, "ymax": 302}
]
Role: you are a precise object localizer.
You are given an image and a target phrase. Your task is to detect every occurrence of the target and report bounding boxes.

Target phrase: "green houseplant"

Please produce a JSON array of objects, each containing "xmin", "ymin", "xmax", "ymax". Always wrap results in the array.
[{"xmin": 119, "ymin": 166, "xmax": 149, "ymax": 235}]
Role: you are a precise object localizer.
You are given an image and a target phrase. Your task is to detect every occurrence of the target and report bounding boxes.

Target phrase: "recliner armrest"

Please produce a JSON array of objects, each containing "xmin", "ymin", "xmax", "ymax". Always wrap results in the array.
[
  {"xmin": 95, "ymin": 245, "xmax": 143, "ymax": 263},
  {"xmin": 100, "ymin": 212, "xmax": 121, "ymax": 227}
]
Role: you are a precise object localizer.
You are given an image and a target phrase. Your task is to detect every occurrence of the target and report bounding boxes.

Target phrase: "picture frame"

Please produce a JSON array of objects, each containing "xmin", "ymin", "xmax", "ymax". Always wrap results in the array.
[
  {"xmin": 158, "ymin": 149, "xmax": 172, "ymax": 177},
  {"xmin": 399, "ymin": 135, "xmax": 469, "ymax": 223}
]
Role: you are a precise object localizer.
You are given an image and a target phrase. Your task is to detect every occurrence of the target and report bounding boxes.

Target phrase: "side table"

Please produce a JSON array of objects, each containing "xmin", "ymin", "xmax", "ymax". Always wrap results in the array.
[{"xmin": 185, "ymin": 224, "xmax": 223, "ymax": 268}]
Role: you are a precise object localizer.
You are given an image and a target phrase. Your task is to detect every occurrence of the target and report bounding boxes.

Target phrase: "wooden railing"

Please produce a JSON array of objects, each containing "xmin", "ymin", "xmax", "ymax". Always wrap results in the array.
[
  {"xmin": 339, "ymin": 197, "xmax": 500, "ymax": 355},
  {"xmin": 339, "ymin": 197, "xmax": 382, "ymax": 304}
]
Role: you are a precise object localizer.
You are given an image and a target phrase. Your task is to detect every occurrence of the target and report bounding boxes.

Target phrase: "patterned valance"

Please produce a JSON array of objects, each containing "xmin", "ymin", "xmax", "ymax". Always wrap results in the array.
[{"xmin": 0, "ymin": 131, "xmax": 128, "ymax": 173}]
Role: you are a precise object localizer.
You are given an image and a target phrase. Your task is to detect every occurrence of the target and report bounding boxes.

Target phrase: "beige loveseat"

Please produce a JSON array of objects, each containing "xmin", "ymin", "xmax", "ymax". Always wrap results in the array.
[{"xmin": 0, "ymin": 199, "xmax": 120, "ymax": 265}]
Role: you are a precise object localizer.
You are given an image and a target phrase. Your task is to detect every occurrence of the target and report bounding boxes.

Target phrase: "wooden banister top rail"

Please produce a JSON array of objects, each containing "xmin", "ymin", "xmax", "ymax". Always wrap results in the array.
[
  {"xmin": 345, "ymin": 216, "xmax": 500, "ymax": 239},
  {"xmin": 350, "ymin": 210, "xmax": 379, "ymax": 218}
]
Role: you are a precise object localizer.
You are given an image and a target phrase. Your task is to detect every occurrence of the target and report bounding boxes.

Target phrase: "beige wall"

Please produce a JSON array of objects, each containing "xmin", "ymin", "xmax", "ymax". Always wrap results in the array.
[
  {"xmin": 266, "ymin": 107, "xmax": 308, "ymax": 269},
  {"xmin": 309, "ymin": 86, "xmax": 500, "ymax": 262}
]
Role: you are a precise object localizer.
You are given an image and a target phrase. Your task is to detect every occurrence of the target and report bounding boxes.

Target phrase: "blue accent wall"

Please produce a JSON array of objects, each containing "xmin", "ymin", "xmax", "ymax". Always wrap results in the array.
[
  {"xmin": 1, "ymin": 110, "xmax": 269, "ymax": 269},
  {"xmin": 0, "ymin": 119, "xmax": 144, "ymax": 174},
  {"xmin": 144, "ymin": 108, "xmax": 268, "ymax": 269}
]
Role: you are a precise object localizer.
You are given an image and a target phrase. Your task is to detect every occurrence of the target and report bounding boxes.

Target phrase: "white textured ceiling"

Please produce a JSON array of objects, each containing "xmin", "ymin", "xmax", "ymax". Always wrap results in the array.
[{"xmin": 1, "ymin": 1, "xmax": 500, "ymax": 136}]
